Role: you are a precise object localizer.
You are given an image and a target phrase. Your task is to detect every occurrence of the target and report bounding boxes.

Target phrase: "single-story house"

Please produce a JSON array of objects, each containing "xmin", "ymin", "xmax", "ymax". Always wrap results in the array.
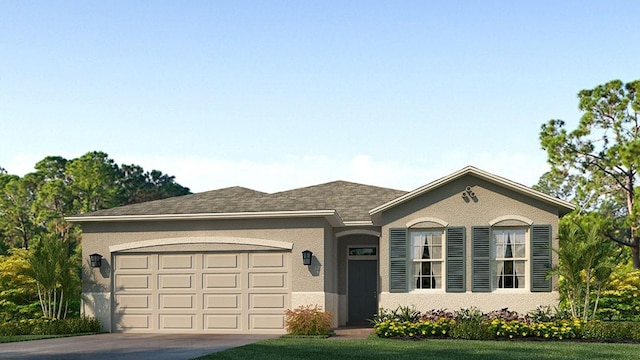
[{"xmin": 68, "ymin": 166, "xmax": 574, "ymax": 334}]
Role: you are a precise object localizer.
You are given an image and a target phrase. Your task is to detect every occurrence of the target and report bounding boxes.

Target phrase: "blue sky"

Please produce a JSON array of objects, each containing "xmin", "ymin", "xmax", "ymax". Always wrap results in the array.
[{"xmin": 1, "ymin": 1, "xmax": 638, "ymax": 193}]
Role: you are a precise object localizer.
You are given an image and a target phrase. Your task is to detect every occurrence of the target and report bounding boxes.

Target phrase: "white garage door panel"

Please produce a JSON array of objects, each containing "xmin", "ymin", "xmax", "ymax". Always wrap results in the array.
[
  {"xmin": 250, "ymin": 314, "xmax": 285, "ymax": 329},
  {"xmin": 204, "ymin": 254, "xmax": 239, "ymax": 268},
  {"xmin": 159, "ymin": 254, "xmax": 194, "ymax": 269},
  {"xmin": 250, "ymin": 253, "xmax": 285, "ymax": 267},
  {"xmin": 116, "ymin": 275, "xmax": 150, "ymax": 289},
  {"xmin": 158, "ymin": 274, "xmax": 194, "ymax": 289},
  {"xmin": 117, "ymin": 255, "xmax": 150, "ymax": 270},
  {"xmin": 203, "ymin": 273, "xmax": 239, "ymax": 289},
  {"xmin": 117, "ymin": 294, "xmax": 150, "ymax": 309},
  {"xmin": 205, "ymin": 294, "xmax": 240, "ymax": 309},
  {"xmin": 250, "ymin": 293, "xmax": 286, "ymax": 309},
  {"xmin": 113, "ymin": 251, "xmax": 290, "ymax": 333},
  {"xmin": 160, "ymin": 314, "xmax": 194, "ymax": 329},
  {"xmin": 249, "ymin": 273, "xmax": 287, "ymax": 288},
  {"xmin": 205, "ymin": 315, "xmax": 240, "ymax": 329},
  {"xmin": 120, "ymin": 314, "xmax": 151, "ymax": 330},
  {"xmin": 160, "ymin": 294, "xmax": 194, "ymax": 309}
]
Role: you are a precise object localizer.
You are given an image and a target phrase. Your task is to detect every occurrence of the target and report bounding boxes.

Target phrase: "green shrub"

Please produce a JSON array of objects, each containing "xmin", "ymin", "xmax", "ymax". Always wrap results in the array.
[
  {"xmin": 285, "ymin": 305, "xmax": 333, "ymax": 336},
  {"xmin": 453, "ymin": 307, "xmax": 485, "ymax": 322},
  {"xmin": 582, "ymin": 321, "xmax": 640, "ymax": 341},
  {"xmin": 450, "ymin": 319, "xmax": 493, "ymax": 340},
  {"xmin": 0, "ymin": 317, "xmax": 101, "ymax": 336},
  {"xmin": 597, "ymin": 266, "xmax": 640, "ymax": 321},
  {"xmin": 372, "ymin": 305, "xmax": 421, "ymax": 323},
  {"xmin": 528, "ymin": 305, "xmax": 572, "ymax": 322}
]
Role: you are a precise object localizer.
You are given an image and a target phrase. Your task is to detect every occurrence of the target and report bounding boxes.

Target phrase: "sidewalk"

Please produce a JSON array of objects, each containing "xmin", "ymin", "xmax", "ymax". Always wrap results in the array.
[{"xmin": 330, "ymin": 326, "xmax": 375, "ymax": 340}]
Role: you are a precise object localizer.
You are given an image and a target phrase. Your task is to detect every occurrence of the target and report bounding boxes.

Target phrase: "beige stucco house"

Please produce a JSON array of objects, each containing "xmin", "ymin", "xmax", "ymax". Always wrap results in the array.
[{"xmin": 68, "ymin": 166, "xmax": 574, "ymax": 334}]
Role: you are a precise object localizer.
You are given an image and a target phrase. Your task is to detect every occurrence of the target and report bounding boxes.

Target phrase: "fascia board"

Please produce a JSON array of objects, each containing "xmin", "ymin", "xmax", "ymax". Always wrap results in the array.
[
  {"xmin": 66, "ymin": 210, "xmax": 345, "ymax": 227},
  {"xmin": 343, "ymin": 220, "xmax": 374, "ymax": 226}
]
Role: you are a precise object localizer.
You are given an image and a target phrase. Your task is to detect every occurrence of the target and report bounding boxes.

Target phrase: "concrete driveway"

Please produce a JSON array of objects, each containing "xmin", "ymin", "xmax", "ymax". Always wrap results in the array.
[{"xmin": 0, "ymin": 333, "xmax": 278, "ymax": 360}]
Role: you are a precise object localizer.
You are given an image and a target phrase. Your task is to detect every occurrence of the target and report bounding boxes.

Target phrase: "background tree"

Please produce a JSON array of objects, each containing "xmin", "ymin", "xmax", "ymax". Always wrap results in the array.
[
  {"xmin": 0, "ymin": 151, "xmax": 191, "ymax": 320},
  {"xmin": 0, "ymin": 174, "xmax": 39, "ymax": 249},
  {"xmin": 65, "ymin": 151, "xmax": 122, "ymax": 213},
  {"xmin": 0, "ymin": 249, "xmax": 40, "ymax": 321},
  {"xmin": 119, "ymin": 164, "xmax": 190, "ymax": 204},
  {"xmin": 540, "ymin": 79, "xmax": 640, "ymax": 267},
  {"xmin": 32, "ymin": 156, "xmax": 74, "ymax": 241}
]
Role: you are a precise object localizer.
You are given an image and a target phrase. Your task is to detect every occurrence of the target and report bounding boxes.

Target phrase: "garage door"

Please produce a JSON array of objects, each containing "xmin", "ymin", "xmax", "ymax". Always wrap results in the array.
[{"xmin": 113, "ymin": 252, "xmax": 291, "ymax": 333}]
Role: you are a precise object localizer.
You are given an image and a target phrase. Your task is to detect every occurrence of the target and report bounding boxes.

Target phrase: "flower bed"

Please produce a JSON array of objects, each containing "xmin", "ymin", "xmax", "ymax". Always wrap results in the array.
[{"xmin": 372, "ymin": 306, "xmax": 640, "ymax": 342}]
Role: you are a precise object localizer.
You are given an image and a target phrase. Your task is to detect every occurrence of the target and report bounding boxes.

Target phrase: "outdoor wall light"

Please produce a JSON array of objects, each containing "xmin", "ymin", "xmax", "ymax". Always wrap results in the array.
[
  {"xmin": 302, "ymin": 250, "xmax": 313, "ymax": 265},
  {"xmin": 89, "ymin": 253, "xmax": 103, "ymax": 268}
]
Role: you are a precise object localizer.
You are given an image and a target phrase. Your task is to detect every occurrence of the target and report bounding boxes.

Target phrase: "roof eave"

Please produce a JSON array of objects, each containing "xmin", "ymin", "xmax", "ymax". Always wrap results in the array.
[
  {"xmin": 343, "ymin": 220, "xmax": 374, "ymax": 226},
  {"xmin": 66, "ymin": 210, "xmax": 345, "ymax": 227}
]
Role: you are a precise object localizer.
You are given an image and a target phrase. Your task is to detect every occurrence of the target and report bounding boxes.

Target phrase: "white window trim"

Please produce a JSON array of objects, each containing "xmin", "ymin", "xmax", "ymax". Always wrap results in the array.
[
  {"xmin": 492, "ymin": 227, "xmax": 529, "ymax": 292},
  {"xmin": 410, "ymin": 229, "xmax": 446, "ymax": 292}
]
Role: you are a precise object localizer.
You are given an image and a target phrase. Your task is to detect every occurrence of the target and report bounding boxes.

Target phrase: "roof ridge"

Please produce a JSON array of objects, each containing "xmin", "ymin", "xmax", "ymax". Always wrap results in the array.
[{"xmin": 270, "ymin": 179, "xmax": 406, "ymax": 196}]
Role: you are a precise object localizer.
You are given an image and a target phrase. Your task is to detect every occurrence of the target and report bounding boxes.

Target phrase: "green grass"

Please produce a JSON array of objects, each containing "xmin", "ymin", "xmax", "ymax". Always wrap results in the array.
[
  {"xmin": 196, "ymin": 336, "xmax": 640, "ymax": 360},
  {"xmin": 0, "ymin": 334, "xmax": 69, "ymax": 343},
  {"xmin": 0, "ymin": 332, "xmax": 99, "ymax": 343}
]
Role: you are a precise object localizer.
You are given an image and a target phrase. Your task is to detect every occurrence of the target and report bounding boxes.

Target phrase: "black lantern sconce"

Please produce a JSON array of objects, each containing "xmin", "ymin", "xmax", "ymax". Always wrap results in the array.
[
  {"xmin": 89, "ymin": 253, "xmax": 103, "ymax": 268},
  {"xmin": 302, "ymin": 250, "xmax": 313, "ymax": 265}
]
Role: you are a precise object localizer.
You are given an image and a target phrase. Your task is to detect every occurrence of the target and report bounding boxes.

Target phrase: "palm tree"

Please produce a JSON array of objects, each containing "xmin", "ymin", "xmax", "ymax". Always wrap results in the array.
[{"xmin": 23, "ymin": 234, "xmax": 80, "ymax": 319}]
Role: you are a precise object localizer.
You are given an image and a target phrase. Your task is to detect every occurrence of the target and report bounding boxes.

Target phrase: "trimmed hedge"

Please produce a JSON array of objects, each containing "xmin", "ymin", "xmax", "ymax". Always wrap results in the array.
[{"xmin": 0, "ymin": 317, "xmax": 101, "ymax": 336}]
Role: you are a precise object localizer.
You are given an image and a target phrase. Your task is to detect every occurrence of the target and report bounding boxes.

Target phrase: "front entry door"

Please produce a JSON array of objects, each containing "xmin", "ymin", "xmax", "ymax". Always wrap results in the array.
[{"xmin": 348, "ymin": 259, "xmax": 378, "ymax": 324}]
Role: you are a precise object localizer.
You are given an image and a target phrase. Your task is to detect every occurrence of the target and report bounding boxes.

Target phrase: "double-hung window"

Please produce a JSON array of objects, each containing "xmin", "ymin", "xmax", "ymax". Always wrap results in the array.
[
  {"xmin": 411, "ymin": 230, "xmax": 443, "ymax": 289},
  {"xmin": 493, "ymin": 229, "xmax": 526, "ymax": 289}
]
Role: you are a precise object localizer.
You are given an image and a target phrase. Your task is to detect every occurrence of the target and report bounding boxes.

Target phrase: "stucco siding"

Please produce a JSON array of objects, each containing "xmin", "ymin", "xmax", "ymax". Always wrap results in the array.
[
  {"xmin": 380, "ymin": 291, "xmax": 559, "ymax": 314},
  {"xmin": 290, "ymin": 291, "xmax": 339, "ymax": 327},
  {"xmin": 81, "ymin": 292, "xmax": 111, "ymax": 332},
  {"xmin": 379, "ymin": 174, "xmax": 560, "ymax": 295},
  {"xmin": 82, "ymin": 218, "xmax": 328, "ymax": 294}
]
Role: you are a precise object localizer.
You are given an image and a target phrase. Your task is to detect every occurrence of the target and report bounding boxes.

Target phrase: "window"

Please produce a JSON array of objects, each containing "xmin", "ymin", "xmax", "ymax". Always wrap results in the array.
[
  {"xmin": 411, "ymin": 230, "xmax": 443, "ymax": 289},
  {"xmin": 493, "ymin": 229, "xmax": 526, "ymax": 289},
  {"xmin": 348, "ymin": 247, "xmax": 377, "ymax": 256}
]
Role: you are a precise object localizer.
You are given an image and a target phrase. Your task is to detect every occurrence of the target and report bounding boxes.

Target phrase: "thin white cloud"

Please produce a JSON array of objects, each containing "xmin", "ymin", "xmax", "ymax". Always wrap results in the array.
[{"xmin": 121, "ymin": 152, "xmax": 549, "ymax": 193}]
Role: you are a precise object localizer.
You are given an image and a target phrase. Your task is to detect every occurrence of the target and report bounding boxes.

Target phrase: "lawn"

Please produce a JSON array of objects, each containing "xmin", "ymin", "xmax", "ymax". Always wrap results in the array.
[
  {"xmin": 0, "ymin": 334, "xmax": 70, "ymax": 343},
  {"xmin": 197, "ymin": 336, "xmax": 640, "ymax": 360}
]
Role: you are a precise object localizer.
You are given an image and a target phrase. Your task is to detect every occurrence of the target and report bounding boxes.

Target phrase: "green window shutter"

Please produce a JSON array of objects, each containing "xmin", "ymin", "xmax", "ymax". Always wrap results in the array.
[
  {"xmin": 446, "ymin": 227, "xmax": 466, "ymax": 293},
  {"xmin": 531, "ymin": 224, "xmax": 552, "ymax": 292},
  {"xmin": 389, "ymin": 228, "xmax": 408, "ymax": 293},
  {"xmin": 472, "ymin": 226, "xmax": 491, "ymax": 292}
]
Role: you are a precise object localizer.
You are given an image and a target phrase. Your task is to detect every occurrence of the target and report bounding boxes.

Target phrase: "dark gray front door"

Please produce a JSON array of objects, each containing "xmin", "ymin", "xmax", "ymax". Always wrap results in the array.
[{"xmin": 348, "ymin": 259, "xmax": 378, "ymax": 324}]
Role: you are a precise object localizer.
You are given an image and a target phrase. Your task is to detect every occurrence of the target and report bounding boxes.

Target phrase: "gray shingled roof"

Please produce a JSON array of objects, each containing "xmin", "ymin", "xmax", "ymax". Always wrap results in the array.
[{"xmin": 76, "ymin": 181, "xmax": 407, "ymax": 222}]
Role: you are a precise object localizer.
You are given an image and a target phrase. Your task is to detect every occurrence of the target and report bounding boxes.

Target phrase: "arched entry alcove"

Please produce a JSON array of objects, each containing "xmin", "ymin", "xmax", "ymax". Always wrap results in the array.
[{"xmin": 336, "ymin": 230, "xmax": 380, "ymax": 325}]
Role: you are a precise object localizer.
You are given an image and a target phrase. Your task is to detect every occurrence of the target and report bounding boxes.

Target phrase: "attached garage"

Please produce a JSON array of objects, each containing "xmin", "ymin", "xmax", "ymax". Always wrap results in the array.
[{"xmin": 112, "ymin": 251, "xmax": 291, "ymax": 333}]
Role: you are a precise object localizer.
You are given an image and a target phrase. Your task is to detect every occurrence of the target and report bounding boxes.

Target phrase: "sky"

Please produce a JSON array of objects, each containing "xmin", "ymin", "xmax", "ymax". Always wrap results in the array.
[{"xmin": 1, "ymin": 1, "xmax": 638, "ymax": 193}]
